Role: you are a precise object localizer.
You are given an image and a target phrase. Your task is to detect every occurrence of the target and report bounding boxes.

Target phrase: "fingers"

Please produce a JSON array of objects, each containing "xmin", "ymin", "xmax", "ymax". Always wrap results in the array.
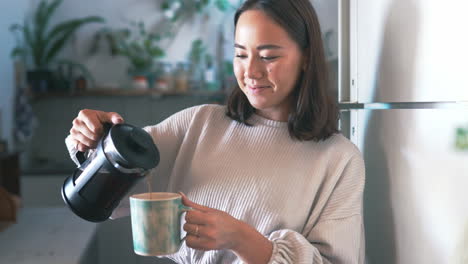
[
  {"xmin": 183, "ymin": 224, "xmax": 217, "ymax": 251},
  {"xmin": 70, "ymin": 127, "xmax": 98, "ymax": 151},
  {"xmin": 185, "ymin": 210, "xmax": 208, "ymax": 225},
  {"xmin": 97, "ymin": 111, "xmax": 124, "ymax": 126},
  {"xmin": 180, "ymin": 193, "xmax": 242, "ymax": 252},
  {"xmin": 185, "ymin": 235, "xmax": 214, "ymax": 251},
  {"xmin": 72, "ymin": 119, "xmax": 99, "ymax": 141},
  {"xmin": 180, "ymin": 192, "xmax": 213, "ymax": 228},
  {"xmin": 69, "ymin": 109, "xmax": 124, "ymax": 152},
  {"xmin": 77, "ymin": 110, "xmax": 104, "ymax": 134},
  {"xmin": 69, "ymin": 137, "xmax": 92, "ymax": 153},
  {"xmin": 183, "ymin": 223, "xmax": 202, "ymax": 236}
]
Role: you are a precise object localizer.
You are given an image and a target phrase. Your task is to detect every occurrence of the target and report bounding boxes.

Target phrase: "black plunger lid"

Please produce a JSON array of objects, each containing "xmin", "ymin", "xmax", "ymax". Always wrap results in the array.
[{"xmin": 109, "ymin": 124, "xmax": 160, "ymax": 170}]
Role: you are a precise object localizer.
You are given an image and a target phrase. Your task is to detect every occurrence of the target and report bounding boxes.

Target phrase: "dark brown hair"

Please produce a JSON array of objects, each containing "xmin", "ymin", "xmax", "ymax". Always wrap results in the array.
[{"xmin": 226, "ymin": 0, "xmax": 339, "ymax": 141}]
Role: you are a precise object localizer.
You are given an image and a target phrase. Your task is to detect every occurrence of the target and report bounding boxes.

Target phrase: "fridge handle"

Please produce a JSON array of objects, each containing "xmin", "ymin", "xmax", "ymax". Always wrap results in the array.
[
  {"xmin": 339, "ymin": 0, "xmax": 358, "ymax": 103},
  {"xmin": 339, "ymin": 109, "xmax": 359, "ymax": 145}
]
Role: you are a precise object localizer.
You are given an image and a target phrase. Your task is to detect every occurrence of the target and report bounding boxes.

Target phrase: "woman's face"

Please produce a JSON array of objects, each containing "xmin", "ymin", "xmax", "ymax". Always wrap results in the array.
[{"xmin": 234, "ymin": 9, "xmax": 305, "ymax": 121}]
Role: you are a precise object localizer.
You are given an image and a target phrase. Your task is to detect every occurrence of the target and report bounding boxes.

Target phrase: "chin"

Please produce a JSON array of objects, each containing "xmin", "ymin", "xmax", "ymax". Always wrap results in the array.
[{"xmin": 246, "ymin": 98, "xmax": 268, "ymax": 110}]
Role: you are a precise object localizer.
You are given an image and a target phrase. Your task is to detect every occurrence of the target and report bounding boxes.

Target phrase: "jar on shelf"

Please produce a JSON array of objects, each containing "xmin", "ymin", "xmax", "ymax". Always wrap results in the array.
[
  {"xmin": 174, "ymin": 62, "xmax": 190, "ymax": 93},
  {"xmin": 204, "ymin": 60, "xmax": 220, "ymax": 92},
  {"xmin": 188, "ymin": 63, "xmax": 204, "ymax": 92},
  {"xmin": 154, "ymin": 62, "xmax": 174, "ymax": 92}
]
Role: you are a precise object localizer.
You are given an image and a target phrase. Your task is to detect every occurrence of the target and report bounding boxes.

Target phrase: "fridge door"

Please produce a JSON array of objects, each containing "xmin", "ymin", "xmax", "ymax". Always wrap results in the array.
[
  {"xmin": 339, "ymin": 0, "xmax": 468, "ymax": 263},
  {"xmin": 348, "ymin": 0, "xmax": 468, "ymax": 103},
  {"xmin": 340, "ymin": 107, "xmax": 468, "ymax": 264}
]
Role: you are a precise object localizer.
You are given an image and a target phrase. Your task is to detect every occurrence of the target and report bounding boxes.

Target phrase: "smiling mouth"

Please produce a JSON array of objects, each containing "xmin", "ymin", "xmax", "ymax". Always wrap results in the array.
[{"xmin": 247, "ymin": 85, "xmax": 271, "ymax": 92}]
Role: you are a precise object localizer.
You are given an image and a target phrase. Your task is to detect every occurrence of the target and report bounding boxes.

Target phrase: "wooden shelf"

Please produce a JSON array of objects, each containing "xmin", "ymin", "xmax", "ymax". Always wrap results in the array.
[{"xmin": 31, "ymin": 88, "xmax": 228, "ymax": 100}]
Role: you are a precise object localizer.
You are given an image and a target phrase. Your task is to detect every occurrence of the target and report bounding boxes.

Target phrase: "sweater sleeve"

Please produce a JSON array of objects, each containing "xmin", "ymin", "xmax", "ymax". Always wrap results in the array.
[{"xmin": 266, "ymin": 154, "xmax": 366, "ymax": 264}]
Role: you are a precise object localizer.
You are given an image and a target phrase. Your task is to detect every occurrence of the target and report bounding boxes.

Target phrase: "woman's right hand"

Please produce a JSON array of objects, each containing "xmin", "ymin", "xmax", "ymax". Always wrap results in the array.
[{"xmin": 69, "ymin": 109, "xmax": 124, "ymax": 152}]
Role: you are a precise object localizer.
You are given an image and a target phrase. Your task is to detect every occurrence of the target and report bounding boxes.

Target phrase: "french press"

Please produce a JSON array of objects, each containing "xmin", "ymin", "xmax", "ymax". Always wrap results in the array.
[{"xmin": 62, "ymin": 123, "xmax": 159, "ymax": 222}]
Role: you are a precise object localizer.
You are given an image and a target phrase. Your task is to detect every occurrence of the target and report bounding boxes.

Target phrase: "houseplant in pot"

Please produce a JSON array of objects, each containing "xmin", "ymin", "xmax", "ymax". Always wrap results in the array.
[
  {"xmin": 10, "ymin": 0, "xmax": 103, "ymax": 94},
  {"xmin": 89, "ymin": 21, "xmax": 165, "ymax": 89}
]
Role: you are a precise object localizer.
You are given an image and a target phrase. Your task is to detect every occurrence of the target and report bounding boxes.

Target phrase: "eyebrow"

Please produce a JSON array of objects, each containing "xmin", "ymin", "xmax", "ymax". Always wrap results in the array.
[{"xmin": 234, "ymin": 43, "xmax": 283, "ymax": 50}]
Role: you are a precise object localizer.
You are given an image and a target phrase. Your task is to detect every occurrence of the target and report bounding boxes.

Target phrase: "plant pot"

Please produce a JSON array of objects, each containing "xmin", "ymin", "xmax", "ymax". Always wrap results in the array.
[
  {"xmin": 26, "ymin": 70, "xmax": 54, "ymax": 94},
  {"xmin": 132, "ymin": 75, "xmax": 149, "ymax": 90},
  {"xmin": 129, "ymin": 69, "xmax": 155, "ymax": 90}
]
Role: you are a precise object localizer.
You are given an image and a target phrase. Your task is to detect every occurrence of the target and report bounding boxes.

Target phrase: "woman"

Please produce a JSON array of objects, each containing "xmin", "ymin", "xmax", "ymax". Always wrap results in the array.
[{"xmin": 66, "ymin": 0, "xmax": 365, "ymax": 263}]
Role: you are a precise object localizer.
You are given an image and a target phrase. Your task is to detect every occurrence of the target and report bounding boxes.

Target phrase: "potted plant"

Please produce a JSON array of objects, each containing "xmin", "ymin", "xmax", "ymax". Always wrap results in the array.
[
  {"xmin": 10, "ymin": 0, "xmax": 104, "ymax": 93},
  {"xmin": 89, "ymin": 21, "xmax": 165, "ymax": 89}
]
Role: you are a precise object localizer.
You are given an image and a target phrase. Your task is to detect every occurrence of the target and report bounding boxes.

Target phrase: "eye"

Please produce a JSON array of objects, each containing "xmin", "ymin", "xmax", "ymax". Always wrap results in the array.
[
  {"xmin": 235, "ymin": 54, "xmax": 247, "ymax": 59},
  {"xmin": 261, "ymin": 56, "xmax": 279, "ymax": 61}
]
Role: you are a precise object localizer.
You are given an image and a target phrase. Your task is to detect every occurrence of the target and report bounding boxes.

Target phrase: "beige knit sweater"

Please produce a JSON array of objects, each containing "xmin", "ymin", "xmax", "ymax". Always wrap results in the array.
[{"xmin": 66, "ymin": 104, "xmax": 365, "ymax": 264}]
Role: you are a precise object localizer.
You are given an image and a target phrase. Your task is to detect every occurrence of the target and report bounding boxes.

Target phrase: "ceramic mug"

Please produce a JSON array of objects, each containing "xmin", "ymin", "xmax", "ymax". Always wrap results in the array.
[{"xmin": 129, "ymin": 192, "xmax": 191, "ymax": 256}]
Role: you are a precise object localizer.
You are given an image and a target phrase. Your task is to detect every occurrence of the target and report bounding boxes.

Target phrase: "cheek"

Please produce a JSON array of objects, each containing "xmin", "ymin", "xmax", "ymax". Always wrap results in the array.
[
  {"xmin": 267, "ymin": 63, "xmax": 298, "ymax": 88},
  {"xmin": 266, "ymin": 65, "xmax": 280, "ymax": 83},
  {"xmin": 233, "ymin": 62, "xmax": 244, "ymax": 82}
]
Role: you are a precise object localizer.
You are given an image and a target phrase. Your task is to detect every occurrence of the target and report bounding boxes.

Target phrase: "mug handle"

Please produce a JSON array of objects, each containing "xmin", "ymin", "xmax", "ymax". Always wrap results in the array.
[{"xmin": 179, "ymin": 205, "xmax": 193, "ymax": 242}]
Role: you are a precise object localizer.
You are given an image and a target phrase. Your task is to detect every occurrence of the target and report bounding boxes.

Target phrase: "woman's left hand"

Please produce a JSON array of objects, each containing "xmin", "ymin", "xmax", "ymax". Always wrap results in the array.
[{"xmin": 180, "ymin": 192, "xmax": 244, "ymax": 251}]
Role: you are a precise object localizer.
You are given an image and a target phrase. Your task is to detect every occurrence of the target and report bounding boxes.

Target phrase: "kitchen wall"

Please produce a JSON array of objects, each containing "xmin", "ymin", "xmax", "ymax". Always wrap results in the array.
[
  {"xmin": 0, "ymin": 0, "xmax": 30, "ymax": 151},
  {"xmin": 43, "ymin": 0, "xmax": 235, "ymax": 88}
]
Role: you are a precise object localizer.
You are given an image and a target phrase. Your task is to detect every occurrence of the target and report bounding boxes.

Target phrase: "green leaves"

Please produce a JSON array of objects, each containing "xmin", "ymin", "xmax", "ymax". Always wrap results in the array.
[
  {"xmin": 90, "ymin": 22, "xmax": 166, "ymax": 73},
  {"xmin": 44, "ymin": 16, "xmax": 104, "ymax": 67},
  {"xmin": 214, "ymin": 0, "xmax": 230, "ymax": 11},
  {"xmin": 34, "ymin": 0, "xmax": 61, "ymax": 48},
  {"xmin": 10, "ymin": 0, "xmax": 104, "ymax": 69},
  {"xmin": 189, "ymin": 39, "xmax": 207, "ymax": 65}
]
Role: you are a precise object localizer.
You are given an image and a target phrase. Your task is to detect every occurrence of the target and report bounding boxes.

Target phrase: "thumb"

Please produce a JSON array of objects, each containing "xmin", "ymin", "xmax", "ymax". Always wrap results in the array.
[
  {"xmin": 110, "ymin": 112, "xmax": 124, "ymax": 125},
  {"xmin": 179, "ymin": 192, "xmax": 210, "ymax": 212},
  {"xmin": 97, "ymin": 111, "xmax": 124, "ymax": 125}
]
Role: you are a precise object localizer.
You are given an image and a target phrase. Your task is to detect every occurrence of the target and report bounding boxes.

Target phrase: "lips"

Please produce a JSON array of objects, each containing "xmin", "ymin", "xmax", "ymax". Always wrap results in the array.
[{"xmin": 246, "ymin": 85, "xmax": 271, "ymax": 94}]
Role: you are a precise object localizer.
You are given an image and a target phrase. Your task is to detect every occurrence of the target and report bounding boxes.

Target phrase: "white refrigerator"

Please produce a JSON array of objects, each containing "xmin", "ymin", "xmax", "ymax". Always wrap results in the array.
[{"xmin": 315, "ymin": 0, "xmax": 468, "ymax": 263}]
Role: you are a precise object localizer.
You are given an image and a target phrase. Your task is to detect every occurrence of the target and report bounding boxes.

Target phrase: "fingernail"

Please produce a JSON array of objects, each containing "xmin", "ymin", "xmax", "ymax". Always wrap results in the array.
[
  {"xmin": 178, "ymin": 191, "xmax": 186, "ymax": 197},
  {"xmin": 112, "ymin": 116, "xmax": 123, "ymax": 124}
]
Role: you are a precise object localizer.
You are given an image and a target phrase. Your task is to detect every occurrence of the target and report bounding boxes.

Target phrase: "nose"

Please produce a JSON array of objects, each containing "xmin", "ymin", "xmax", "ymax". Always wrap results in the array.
[{"xmin": 244, "ymin": 58, "xmax": 265, "ymax": 80}]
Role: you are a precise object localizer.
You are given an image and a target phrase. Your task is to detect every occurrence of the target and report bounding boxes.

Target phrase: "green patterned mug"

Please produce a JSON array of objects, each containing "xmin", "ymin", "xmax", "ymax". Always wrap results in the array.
[{"xmin": 130, "ymin": 192, "xmax": 191, "ymax": 256}]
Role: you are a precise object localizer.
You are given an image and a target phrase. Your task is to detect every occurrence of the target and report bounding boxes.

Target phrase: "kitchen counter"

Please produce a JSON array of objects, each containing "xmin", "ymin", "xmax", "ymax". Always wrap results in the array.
[{"xmin": 0, "ymin": 207, "xmax": 97, "ymax": 264}]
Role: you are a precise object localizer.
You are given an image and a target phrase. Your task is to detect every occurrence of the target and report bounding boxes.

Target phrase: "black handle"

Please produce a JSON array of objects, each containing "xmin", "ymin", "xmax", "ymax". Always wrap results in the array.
[{"xmin": 102, "ymin": 122, "xmax": 113, "ymax": 136}]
